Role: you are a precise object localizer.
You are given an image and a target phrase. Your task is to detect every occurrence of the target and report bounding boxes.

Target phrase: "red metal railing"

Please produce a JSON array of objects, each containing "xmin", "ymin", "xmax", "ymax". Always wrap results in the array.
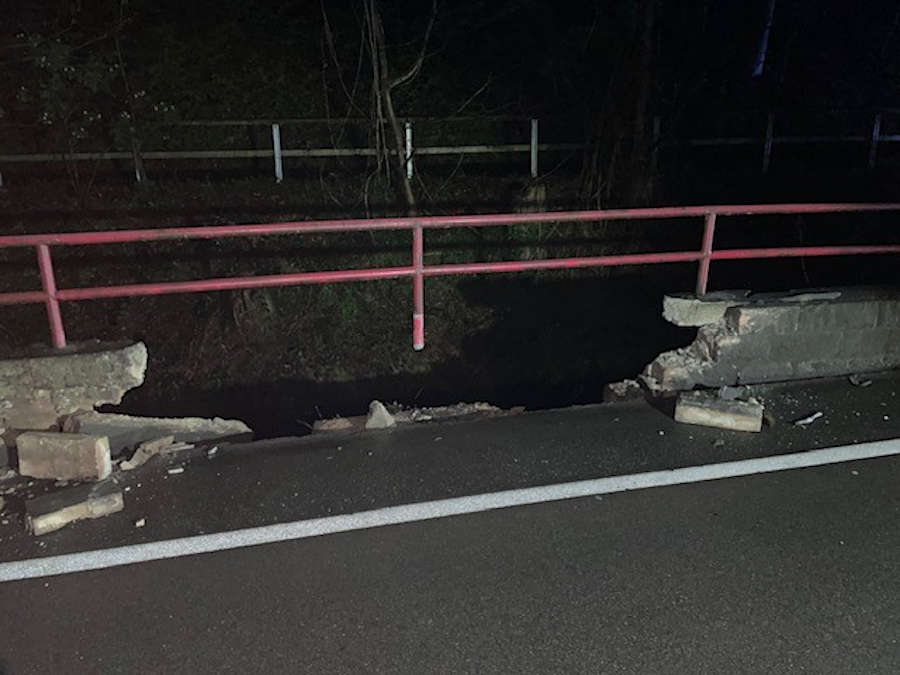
[{"xmin": 1, "ymin": 203, "xmax": 898, "ymax": 350}]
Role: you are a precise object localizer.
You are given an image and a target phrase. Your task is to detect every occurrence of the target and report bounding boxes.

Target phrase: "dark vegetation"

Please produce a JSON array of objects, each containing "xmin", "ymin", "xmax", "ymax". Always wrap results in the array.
[{"xmin": 2, "ymin": 1, "xmax": 899, "ymax": 435}]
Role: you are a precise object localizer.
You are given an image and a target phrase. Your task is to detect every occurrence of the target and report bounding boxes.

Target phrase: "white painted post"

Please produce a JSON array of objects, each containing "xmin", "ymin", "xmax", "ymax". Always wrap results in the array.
[
  {"xmin": 271, "ymin": 123, "xmax": 283, "ymax": 183},
  {"xmin": 762, "ymin": 112, "xmax": 774, "ymax": 174},
  {"xmin": 530, "ymin": 118, "xmax": 539, "ymax": 178},
  {"xmin": 868, "ymin": 113, "xmax": 882, "ymax": 170},
  {"xmin": 404, "ymin": 120, "xmax": 414, "ymax": 179}
]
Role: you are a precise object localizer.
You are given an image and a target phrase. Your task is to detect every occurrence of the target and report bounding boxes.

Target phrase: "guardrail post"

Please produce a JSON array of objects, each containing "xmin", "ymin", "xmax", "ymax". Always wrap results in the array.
[
  {"xmin": 36, "ymin": 245, "xmax": 67, "ymax": 349},
  {"xmin": 271, "ymin": 123, "xmax": 284, "ymax": 183},
  {"xmin": 405, "ymin": 121, "xmax": 414, "ymax": 179},
  {"xmin": 412, "ymin": 224, "xmax": 425, "ymax": 350},
  {"xmin": 762, "ymin": 112, "xmax": 774, "ymax": 174},
  {"xmin": 868, "ymin": 113, "xmax": 882, "ymax": 169},
  {"xmin": 530, "ymin": 118, "xmax": 539, "ymax": 178},
  {"xmin": 695, "ymin": 212, "xmax": 717, "ymax": 295}
]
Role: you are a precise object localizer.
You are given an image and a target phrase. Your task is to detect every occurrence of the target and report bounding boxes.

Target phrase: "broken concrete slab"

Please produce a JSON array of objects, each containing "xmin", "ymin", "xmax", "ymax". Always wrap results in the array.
[
  {"xmin": 663, "ymin": 291, "xmax": 750, "ymax": 327},
  {"xmin": 17, "ymin": 432, "xmax": 112, "ymax": 481},
  {"xmin": 26, "ymin": 480, "xmax": 123, "ymax": 536},
  {"xmin": 674, "ymin": 391, "xmax": 763, "ymax": 432},
  {"xmin": 71, "ymin": 411, "xmax": 252, "ymax": 456},
  {"xmin": 0, "ymin": 342, "xmax": 147, "ymax": 431},
  {"xmin": 365, "ymin": 400, "xmax": 396, "ymax": 429},
  {"xmin": 644, "ymin": 288, "xmax": 900, "ymax": 393}
]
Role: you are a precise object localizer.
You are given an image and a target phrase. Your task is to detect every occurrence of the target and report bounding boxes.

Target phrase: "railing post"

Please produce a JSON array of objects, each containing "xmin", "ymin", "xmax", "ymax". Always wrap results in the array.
[
  {"xmin": 405, "ymin": 120, "xmax": 414, "ymax": 179},
  {"xmin": 36, "ymin": 244, "xmax": 67, "ymax": 349},
  {"xmin": 530, "ymin": 118, "xmax": 539, "ymax": 178},
  {"xmin": 695, "ymin": 212, "xmax": 717, "ymax": 296},
  {"xmin": 868, "ymin": 113, "xmax": 882, "ymax": 170},
  {"xmin": 271, "ymin": 123, "xmax": 284, "ymax": 183},
  {"xmin": 412, "ymin": 224, "xmax": 425, "ymax": 351},
  {"xmin": 762, "ymin": 112, "xmax": 774, "ymax": 174}
]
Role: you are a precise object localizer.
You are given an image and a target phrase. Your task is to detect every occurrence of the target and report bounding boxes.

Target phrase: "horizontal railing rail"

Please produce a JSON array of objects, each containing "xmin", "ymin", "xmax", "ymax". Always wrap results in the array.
[{"xmin": 0, "ymin": 203, "xmax": 898, "ymax": 351}]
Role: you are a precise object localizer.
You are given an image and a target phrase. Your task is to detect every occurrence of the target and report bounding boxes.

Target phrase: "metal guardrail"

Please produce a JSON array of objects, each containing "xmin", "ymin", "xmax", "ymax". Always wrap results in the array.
[{"xmin": 1, "ymin": 203, "xmax": 898, "ymax": 351}]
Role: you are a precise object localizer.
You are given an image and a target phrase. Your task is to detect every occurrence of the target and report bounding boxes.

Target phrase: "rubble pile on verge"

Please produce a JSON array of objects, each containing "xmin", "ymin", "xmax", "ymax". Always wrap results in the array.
[
  {"xmin": 313, "ymin": 400, "xmax": 516, "ymax": 434},
  {"xmin": 0, "ymin": 341, "xmax": 252, "ymax": 537}
]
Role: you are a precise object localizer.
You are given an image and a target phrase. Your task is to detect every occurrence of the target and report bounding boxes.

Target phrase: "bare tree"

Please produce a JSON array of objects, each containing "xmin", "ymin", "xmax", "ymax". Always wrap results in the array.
[{"xmin": 362, "ymin": 0, "xmax": 437, "ymax": 215}]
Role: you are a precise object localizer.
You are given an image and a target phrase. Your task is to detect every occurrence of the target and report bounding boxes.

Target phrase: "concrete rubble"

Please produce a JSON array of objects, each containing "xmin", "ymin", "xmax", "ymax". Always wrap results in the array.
[
  {"xmin": 17, "ymin": 432, "xmax": 112, "ymax": 481},
  {"xmin": 68, "ymin": 411, "xmax": 252, "ymax": 457},
  {"xmin": 365, "ymin": 400, "xmax": 396, "ymax": 429},
  {"xmin": 0, "ymin": 340, "xmax": 255, "ymax": 538},
  {"xmin": 316, "ymin": 401, "xmax": 509, "ymax": 434},
  {"xmin": 120, "ymin": 435, "xmax": 194, "ymax": 471},
  {"xmin": 26, "ymin": 480, "xmax": 124, "ymax": 536},
  {"xmin": 663, "ymin": 290, "xmax": 750, "ymax": 327},
  {"xmin": 392, "ymin": 402, "xmax": 502, "ymax": 424},
  {"xmin": 643, "ymin": 288, "xmax": 900, "ymax": 394},
  {"xmin": 674, "ymin": 391, "xmax": 764, "ymax": 433},
  {"xmin": 0, "ymin": 342, "xmax": 147, "ymax": 431},
  {"xmin": 312, "ymin": 417, "xmax": 354, "ymax": 433}
]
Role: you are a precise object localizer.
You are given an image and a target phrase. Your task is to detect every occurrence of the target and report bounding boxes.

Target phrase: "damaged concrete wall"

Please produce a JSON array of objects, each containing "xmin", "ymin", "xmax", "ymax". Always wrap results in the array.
[
  {"xmin": 0, "ymin": 342, "xmax": 147, "ymax": 430},
  {"xmin": 644, "ymin": 289, "xmax": 900, "ymax": 392}
]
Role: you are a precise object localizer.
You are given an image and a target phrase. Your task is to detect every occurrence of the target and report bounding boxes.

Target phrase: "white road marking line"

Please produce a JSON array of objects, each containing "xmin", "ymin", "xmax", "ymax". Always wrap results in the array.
[{"xmin": 1, "ymin": 438, "xmax": 898, "ymax": 583}]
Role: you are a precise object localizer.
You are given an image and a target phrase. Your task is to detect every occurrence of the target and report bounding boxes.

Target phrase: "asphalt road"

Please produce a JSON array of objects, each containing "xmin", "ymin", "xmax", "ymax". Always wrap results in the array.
[
  {"xmin": 1, "ymin": 453, "xmax": 899, "ymax": 674},
  {"xmin": 0, "ymin": 373, "xmax": 898, "ymax": 673},
  {"xmin": 1, "ymin": 373, "xmax": 898, "ymax": 562}
]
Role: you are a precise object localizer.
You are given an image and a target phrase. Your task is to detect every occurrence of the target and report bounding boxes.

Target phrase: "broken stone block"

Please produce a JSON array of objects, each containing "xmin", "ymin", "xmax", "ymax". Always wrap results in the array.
[
  {"xmin": 71, "ymin": 411, "xmax": 252, "ymax": 456},
  {"xmin": 674, "ymin": 391, "xmax": 763, "ymax": 433},
  {"xmin": 119, "ymin": 435, "xmax": 176, "ymax": 470},
  {"xmin": 26, "ymin": 480, "xmax": 124, "ymax": 536},
  {"xmin": 17, "ymin": 432, "xmax": 112, "ymax": 481},
  {"xmin": 0, "ymin": 342, "xmax": 147, "ymax": 430},
  {"xmin": 663, "ymin": 291, "xmax": 750, "ymax": 327},
  {"xmin": 365, "ymin": 400, "xmax": 396, "ymax": 429}
]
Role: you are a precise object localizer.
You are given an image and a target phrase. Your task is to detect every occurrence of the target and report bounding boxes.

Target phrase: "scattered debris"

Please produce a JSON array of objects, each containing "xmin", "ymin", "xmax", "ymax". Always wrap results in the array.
[
  {"xmin": 71, "ymin": 410, "xmax": 251, "ymax": 457},
  {"xmin": 365, "ymin": 400, "xmax": 396, "ymax": 429},
  {"xmin": 312, "ymin": 417, "xmax": 354, "ymax": 433},
  {"xmin": 120, "ymin": 436, "xmax": 194, "ymax": 471},
  {"xmin": 17, "ymin": 432, "xmax": 112, "ymax": 481},
  {"xmin": 848, "ymin": 374, "xmax": 873, "ymax": 388},
  {"xmin": 793, "ymin": 411, "xmax": 824, "ymax": 427},
  {"xmin": 26, "ymin": 481, "xmax": 124, "ymax": 536},
  {"xmin": 166, "ymin": 466, "xmax": 185, "ymax": 475},
  {"xmin": 392, "ymin": 402, "xmax": 502, "ymax": 424},
  {"xmin": 134, "ymin": 518, "xmax": 146, "ymax": 528},
  {"xmin": 206, "ymin": 446, "xmax": 219, "ymax": 459},
  {"xmin": 675, "ymin": 391, "xmax": 764, "ymax": 432},
  {"xmin": 602, "ymin": 379, "xmax": 645, "ymax": 403}
]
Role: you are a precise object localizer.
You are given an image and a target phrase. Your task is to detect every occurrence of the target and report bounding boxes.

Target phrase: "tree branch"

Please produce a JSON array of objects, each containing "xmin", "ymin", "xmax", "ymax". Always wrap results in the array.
[{"xmin": 389, "ymin": 0, "xmax": 438, "ymax": 90}]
